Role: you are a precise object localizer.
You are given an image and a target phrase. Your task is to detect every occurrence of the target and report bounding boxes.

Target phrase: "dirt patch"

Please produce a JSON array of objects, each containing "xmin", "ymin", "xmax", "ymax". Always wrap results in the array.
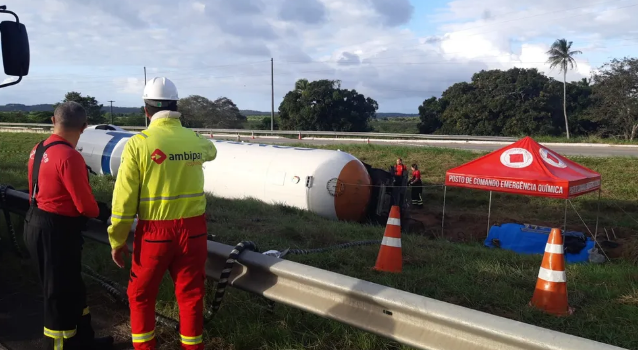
[
  {"xmin": 404, "ymin": 207, "xmax": 638, "ymax": 263},
  {"xmin": 405, "ymin": 209, "xmax": 494, "ymax": 242}
]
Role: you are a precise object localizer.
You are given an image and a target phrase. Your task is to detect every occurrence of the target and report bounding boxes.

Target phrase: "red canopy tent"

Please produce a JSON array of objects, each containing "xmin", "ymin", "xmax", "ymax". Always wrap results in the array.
[{"xmin": 441, "ymin": 136, "xmax": 602, "ymax": 236}]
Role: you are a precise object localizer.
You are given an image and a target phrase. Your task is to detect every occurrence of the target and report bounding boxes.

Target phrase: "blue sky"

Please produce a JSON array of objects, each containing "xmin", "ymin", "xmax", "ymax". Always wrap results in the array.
[{"xmin": 2, "ymin": 0, "xmax": 637, "ymax": 113}]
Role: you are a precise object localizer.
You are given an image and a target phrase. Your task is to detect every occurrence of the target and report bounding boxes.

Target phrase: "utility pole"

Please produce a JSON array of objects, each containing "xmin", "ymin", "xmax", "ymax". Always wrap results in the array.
[
  {"xmin": 144, "ymin": 66, "xmax": 148, "ymax": 127},
  {"xmin": 270, "ymin": 57, "xmax": 275, "ymax": 131},
  {"xmin": 108, "ymin": 100, "xmax": 115, "ymax": 125}
]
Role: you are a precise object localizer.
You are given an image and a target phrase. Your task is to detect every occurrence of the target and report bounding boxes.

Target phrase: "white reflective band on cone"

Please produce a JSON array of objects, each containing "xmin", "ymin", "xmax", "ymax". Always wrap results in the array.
[
  {"xmin": 387, "ymin": 218, "xmax": 400, "ymax": 226},
  {"xmin": 545, "ymin": 243, "xmax": 564, "ymax": 254},
  {"xmin": 538, "ymin": 267, "xmax": 567, "ymax": 283},
  {"xmin": 381, "ymin": 237, "xmax": 401, "ymax": 248}
]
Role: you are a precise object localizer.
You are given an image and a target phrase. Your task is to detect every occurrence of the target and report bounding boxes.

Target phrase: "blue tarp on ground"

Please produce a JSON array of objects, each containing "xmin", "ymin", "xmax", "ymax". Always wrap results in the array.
[{"xmin": 484, "ymin": 223, "xmax": 595, "ymax": 263}]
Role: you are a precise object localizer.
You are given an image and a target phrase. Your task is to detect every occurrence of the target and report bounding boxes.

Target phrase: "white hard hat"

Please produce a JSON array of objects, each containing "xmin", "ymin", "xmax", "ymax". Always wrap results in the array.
[{"xmin": 143, "ymin": 77, "xmax": 179, "ymax": 101}]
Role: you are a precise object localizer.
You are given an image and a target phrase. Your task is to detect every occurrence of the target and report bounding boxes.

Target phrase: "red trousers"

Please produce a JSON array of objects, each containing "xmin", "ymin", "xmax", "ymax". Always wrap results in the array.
[{"xmin": 127, "ymin": 215, "xmax": 208, "ymax": 350}]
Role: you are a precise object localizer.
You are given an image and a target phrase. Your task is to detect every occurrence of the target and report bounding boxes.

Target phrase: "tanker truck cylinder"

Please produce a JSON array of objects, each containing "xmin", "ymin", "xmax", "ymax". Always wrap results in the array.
[{"xmin": 75, "ymin": 130, "xmax": 372, "ymax": 222}]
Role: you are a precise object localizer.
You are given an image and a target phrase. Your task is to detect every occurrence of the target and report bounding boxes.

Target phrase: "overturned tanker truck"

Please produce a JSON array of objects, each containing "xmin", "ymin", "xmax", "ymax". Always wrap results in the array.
[{"xmin": 76, "ymin": 125, "xmax": 410, "ymax": 226}]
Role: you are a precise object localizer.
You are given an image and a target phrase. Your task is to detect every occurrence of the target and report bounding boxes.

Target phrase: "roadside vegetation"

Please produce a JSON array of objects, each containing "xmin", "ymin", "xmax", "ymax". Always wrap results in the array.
[{"xmin": 1, "ymin": 132, "xmax": 637, "ymax": 350}]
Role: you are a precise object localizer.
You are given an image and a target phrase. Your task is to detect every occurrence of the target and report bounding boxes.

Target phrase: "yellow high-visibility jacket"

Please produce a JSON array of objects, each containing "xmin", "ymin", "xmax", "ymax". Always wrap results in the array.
[{"xmin": 107, "ymin": 111, "xmax": 217, "ymax": 249}]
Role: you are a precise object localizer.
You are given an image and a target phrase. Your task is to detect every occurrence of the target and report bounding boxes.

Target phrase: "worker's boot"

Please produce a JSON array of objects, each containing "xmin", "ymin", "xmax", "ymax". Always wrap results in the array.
[
  {"xmin": 92, "ymin": 335, "xmax": 115, "ymax": 349},
  {"xmin": 44, "ymin": 335, "xmax": 83, "ymax": 350},
  {"xmin": 77, "ymin": 311, "xmax": 114, "ymax": 349}
]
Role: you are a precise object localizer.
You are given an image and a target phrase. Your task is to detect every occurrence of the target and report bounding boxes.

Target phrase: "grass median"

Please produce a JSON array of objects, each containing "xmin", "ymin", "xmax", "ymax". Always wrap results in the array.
[{"xmin": 1, "ymin": 132, "xmax": 637, "ymax": 350}]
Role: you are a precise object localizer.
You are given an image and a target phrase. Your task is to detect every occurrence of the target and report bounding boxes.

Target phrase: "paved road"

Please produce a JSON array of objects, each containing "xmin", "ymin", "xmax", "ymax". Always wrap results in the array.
[{"xmin": 218, "ymin": 136, "xmax": 638, "ymax": 158}]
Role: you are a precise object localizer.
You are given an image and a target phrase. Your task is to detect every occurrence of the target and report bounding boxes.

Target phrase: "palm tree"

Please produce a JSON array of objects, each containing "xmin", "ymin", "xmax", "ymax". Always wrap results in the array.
[
  {"xmin": 294, "ymin": 78, "xmax": 309, "ymax": 92},
  {"xmin": 546, "ymin": 38, "xmax": 582, "ymax": 139}
]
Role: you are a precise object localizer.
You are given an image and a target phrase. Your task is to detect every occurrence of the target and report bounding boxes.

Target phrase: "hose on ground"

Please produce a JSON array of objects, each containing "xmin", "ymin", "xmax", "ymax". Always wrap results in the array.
[
  {"xmin": 203, "ymin": 240, "xmax": 259, "ymax": 324},
  {"xmin": 279, "ymin": 239, "xmax": 382, "ymax": 258},
  {"xmin": 81, "ymin": 264, "xmax": 180, "ymax": 331},
  {"xmin": 0, "ymin": 185, "xmax": 27, "ymax": 259}
]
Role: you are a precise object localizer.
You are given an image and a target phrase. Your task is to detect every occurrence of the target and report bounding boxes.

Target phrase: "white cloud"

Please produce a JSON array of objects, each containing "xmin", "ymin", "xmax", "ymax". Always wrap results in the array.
[{"xmin": 0, "ymin": 0, "xmax": 636, "ymax": 113}]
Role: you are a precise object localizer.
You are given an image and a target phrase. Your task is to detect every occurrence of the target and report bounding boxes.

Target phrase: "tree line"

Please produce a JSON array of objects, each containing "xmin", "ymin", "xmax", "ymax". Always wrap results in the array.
[
  {"xmin": 417, "ymin": 56, "xmax": 638, "ymax": 140},
  {"xmin": 0, "ymin": 93, "xmax": 249, "ymax": 129}
]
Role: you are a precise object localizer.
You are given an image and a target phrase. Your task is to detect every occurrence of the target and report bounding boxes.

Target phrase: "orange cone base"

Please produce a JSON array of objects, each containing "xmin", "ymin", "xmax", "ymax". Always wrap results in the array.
[
  {"xmin": 529, "ymin": 288, "xmax": 574, "ymax": 316},
  {"xmin": 373, "ymin": 247, "xmax": 402, "ymax": 273}
]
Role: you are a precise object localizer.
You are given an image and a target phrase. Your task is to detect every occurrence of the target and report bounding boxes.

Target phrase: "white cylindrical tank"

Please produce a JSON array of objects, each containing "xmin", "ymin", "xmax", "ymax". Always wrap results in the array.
[
  {"xmin": 204, "ymin": 140, "xmax": 372, "ymax": 221},
  {"xmin": 76, "ymin": 129, "xmax": 372, "ymax": 222}
]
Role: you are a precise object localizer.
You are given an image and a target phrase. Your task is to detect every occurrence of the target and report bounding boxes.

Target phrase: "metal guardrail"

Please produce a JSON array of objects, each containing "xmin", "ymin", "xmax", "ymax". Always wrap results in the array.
[
  {"xmin": 0, "ymin": 122, "xmax": 518, "ymax": 142},
  {"xmin": 0, "ymin": 188, "xmax": 626, "ymax": 350}
]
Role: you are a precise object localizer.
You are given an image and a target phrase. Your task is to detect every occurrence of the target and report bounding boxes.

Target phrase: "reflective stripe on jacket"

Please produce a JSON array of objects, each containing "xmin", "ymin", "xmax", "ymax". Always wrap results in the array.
[{"xmin": 107, "ymin": 111, "xmax": 217, "ymax": 249}]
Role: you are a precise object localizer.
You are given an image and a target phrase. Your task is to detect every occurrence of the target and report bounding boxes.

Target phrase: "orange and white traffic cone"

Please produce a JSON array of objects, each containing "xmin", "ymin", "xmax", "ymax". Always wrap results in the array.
[
  {"xmin": 251, "ymin": 132, "xmax": 255, "ymax": 139},
  {"xmin": 373, "ymin": 206, "xmax": 402, "ymax": 273},
  {"xmin": 529, "ymin": 228, "xmax": 574, "ymax": 316},
  {"xmin": 298, "ymin": 132, "xmax": 302, "ymax": 140}
]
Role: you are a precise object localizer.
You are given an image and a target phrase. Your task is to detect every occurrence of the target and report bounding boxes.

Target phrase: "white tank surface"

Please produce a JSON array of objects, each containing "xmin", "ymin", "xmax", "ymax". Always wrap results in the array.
[
  {"xmin": 86, "ymin": 124, "xmax": 127, "ymax": 131},
  {"xmin": 76, "ymin": 129, "xmax": 372, "ymax": 222}
]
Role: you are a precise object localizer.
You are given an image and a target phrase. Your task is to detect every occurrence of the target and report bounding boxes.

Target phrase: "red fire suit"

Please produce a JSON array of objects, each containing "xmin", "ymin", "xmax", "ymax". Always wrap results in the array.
[{"xmin": 107, "ymin": 111, "xmax": 217, "ymax": 349}]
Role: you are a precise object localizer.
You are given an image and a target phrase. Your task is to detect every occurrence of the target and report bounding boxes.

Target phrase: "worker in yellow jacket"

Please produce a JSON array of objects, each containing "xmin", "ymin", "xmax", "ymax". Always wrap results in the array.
[{"xmin": 107, "ymin": 77, "xmax": 217, "ymax": 350}]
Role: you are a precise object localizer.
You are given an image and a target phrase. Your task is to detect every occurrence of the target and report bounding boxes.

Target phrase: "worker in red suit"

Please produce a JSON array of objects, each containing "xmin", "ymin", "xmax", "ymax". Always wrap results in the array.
[
  {"xmin": 23, "ymin": 101, "xmax": 113, "ymax": 350},
  {"xmin": 408, "ymin": 163, "xmax": 424, "ymax": 207},
  {"xmin": 393, "ymin": 158, "xmax": 407, "ymax": 187},
  {"xmin": 107, "ymin": 77, "xmax": 217, "ymax": 350}
]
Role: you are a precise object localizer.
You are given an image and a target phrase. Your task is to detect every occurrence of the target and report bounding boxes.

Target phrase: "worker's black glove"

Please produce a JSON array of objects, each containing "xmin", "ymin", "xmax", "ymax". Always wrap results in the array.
[{"xmin": 97, "ymin": 201, "xmax": 111, "ymax": 223}]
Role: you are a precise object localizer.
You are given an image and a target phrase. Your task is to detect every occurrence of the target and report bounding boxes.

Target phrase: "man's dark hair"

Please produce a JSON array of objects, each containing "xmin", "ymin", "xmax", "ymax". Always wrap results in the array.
[
  {"xmin": 144, "ymin": 99, "xmax": 177, "ymax": 117},
  {"xmin": 53, "ymin": 101, "xmax": 87, "ymax": 130}
]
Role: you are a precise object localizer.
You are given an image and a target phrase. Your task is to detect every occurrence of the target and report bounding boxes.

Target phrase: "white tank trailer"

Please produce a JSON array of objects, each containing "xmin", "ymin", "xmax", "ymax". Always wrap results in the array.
[{"xmin": 76, "ymin": 125, "xmax": 401, "ymax": 223}]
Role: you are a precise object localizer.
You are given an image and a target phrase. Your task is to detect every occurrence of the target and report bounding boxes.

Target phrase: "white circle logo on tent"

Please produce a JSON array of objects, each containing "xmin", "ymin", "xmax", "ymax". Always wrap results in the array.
[
  {"xmin": 539, "ymin": 148, "xmax": 567, "ymax": 168},
  {"xmin": 500, "ymin": 148, "xmax": 533, "ymax": 168}
]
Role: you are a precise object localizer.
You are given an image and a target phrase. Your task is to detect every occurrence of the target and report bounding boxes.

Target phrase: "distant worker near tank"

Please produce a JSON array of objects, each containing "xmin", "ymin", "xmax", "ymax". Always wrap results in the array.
[
  {"xmin": 408, "ymin": 163, "xmax": 423, "ymax": 208},
  {"xmin": 393, "ymin": 158, "xmax": 407, "ymax": 187},
  {"xmin": 107, "ymin": 77, "xmax": 217, "ymax": 350}
]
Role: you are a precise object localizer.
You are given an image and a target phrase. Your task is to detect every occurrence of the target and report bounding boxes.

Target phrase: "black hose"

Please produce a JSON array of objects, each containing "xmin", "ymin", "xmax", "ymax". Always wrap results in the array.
[
  {"xmin": 82, "ymin": 264, "xmax": 127, "ymax": 293},
  {"xmin": 203, "ymin": 240, "xmax": 259, "ymax": 323},
  {"xmin": 280, "ymin": 240, "xmax": 382, "ymax": 258},
  {"xmin": 0, "ymin": 185, "xmax": 27, "ymax": 259},
  {"xmin": 81, "ymin": 265, "xmax": 180, "ymax": 331}
]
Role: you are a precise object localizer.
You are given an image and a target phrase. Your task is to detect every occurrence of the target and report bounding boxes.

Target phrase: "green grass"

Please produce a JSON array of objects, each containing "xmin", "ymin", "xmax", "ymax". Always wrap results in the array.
[{"xmin": 1, "ymin": 132, "xmax": 638, "ymax": 350}]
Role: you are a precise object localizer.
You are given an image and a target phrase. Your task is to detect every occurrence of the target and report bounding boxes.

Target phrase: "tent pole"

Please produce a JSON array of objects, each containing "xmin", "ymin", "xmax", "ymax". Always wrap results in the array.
[
  {"xmin": 441, "ymin": 186, "xmax": 447, "ymax": 238},
  {"xmin": 594, "ymin": 188, "xmax": 602, "ymax": 239},
  {"xmin": 487, "ymin": 191, "xmax": 492, "ymax": 237},
  {"xmin": 563, "ymin": 199, "xmax": 568, "ymax": 232}
]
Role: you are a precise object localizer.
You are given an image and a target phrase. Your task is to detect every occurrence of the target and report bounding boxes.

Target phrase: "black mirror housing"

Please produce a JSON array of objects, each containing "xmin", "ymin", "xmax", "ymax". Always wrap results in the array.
[{"xmin": 0, "ymin": 20, "xmax": 29, "ymax": 76}]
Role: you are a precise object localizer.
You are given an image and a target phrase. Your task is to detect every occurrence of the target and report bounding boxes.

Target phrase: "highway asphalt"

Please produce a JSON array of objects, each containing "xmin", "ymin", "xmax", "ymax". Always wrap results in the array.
[{"xmin": 216, "ymin": 135, "xmax": 638, "ymax": 158}]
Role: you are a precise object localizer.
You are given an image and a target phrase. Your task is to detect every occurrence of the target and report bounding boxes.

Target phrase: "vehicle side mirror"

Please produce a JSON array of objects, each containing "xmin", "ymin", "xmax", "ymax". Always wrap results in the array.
[{"xmin": 0, "ymin": 20, "xmax": 29, "ymax": 77}]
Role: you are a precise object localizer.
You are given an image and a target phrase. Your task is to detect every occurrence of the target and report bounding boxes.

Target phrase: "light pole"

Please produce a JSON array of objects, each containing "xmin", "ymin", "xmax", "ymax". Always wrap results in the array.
[
  {"xmin": 270, "ymin": 57, "xmax": 275, "ymax": 131},
  {"xmin": 108, "ymin": 100, "xmax": 114, "ymax": 125}
]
